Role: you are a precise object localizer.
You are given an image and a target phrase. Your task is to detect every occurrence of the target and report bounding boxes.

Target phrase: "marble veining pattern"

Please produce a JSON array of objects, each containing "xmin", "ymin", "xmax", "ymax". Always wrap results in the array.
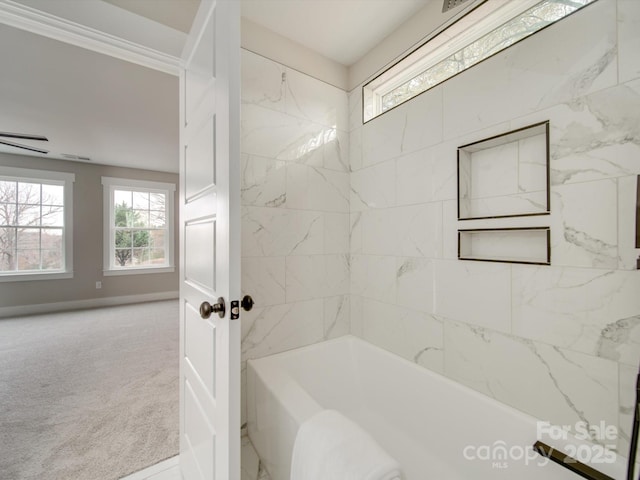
[
  {"xmin": 551, "ymin": 179, "xmax": 618, "ymax": 269},
  {"xmin": 240, "ymin": 50, "xmax": 350, "ymax": 427},
  {"xmin": 362, "ymin": 299, "xmax": 444, "ymax": 373},
  {"xmin": 444, "ymin": 321, "xmax": 618, "ymax": 436},
  {"xmin": 239, "ymin": 0, "xmax": 640, "ymax": 463},
  {"xmin": 512, "ymin": 266, "xmax": 640, "ymax": 357},
  {"xmin": 347, "ymin": 0, "xmax": 640, "ymax": 454},
  {"xmin": 549, "ymin": 80, "xmax": 640, "ymax": 187},
  {"xmin": 597, "ymin": 315, "xmax": 640, "ymax": 366}
]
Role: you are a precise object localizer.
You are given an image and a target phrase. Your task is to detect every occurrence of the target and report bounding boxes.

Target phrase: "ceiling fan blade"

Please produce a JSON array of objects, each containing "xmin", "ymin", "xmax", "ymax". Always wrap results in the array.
[
  {"xmin": 0, "ymin": 131, "xmax": 48, "ymax": 142},
  {"xmin": 0, "ymin": 139, "xmax": 49, "ymax": 155}
]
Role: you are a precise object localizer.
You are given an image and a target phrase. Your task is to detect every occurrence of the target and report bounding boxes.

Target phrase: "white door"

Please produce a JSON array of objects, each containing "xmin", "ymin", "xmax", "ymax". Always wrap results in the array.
[{"xmin": 179, "ymin": 0, "xmax": 241, "ymax": 479}]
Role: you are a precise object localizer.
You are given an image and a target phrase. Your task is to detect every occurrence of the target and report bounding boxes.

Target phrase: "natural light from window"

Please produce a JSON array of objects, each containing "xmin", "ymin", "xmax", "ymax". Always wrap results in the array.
[
  {"xmin": 0, "ymin": 167, "xmax": 74, "ymax": 280},
  {"xmin": 102, "ymin": 177, "xmax": 175, "ymax": 275},
  {"xmin": 363, "ymin": 0, "xmax": 598, "ymax": 122}
]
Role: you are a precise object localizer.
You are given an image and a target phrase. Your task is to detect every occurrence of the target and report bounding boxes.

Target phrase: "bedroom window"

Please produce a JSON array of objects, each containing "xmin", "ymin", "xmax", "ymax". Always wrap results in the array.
[
  {"xmin": 363, "ymin": 0, "xmax": 598, "ymax": 122},
  {"xmin": 0, "ymin": 166, "xmax": 74, "ymax": 281},
  {"xmin": 102, "ymin": 177, "xmax": 175, "ymax": 276}
]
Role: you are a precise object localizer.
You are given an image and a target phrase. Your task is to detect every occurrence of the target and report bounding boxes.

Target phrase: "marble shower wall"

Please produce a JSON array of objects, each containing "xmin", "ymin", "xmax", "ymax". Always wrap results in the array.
[
  {"xmin": 350, "ymin": 0, "xmax": 640, "ymax": 454},
  {"xmin": 240, "ymin": 50, "xmax": 350, "ymax": 420}
]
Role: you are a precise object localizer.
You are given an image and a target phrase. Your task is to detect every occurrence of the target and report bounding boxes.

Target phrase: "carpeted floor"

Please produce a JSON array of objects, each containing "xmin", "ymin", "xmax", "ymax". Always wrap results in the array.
[{"xmin": 0, "ymin": 300, "xmax": 179, "ymax": 480}]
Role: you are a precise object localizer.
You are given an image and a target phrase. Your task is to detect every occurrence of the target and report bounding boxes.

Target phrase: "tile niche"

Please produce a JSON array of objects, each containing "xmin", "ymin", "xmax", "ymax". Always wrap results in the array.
[{"xmin": 457, "ymin": 121, "xmax": 551, "ymax": 264}]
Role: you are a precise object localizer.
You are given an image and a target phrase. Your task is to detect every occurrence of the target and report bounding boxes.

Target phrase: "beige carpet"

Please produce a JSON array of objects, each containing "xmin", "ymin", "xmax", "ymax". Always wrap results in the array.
[{"xmin": 0, "ymin": 300, "xmax": 179, "ymax": 480}]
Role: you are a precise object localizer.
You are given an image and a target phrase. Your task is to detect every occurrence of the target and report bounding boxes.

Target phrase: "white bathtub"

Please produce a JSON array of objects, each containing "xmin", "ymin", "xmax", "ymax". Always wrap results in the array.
[{"xmin": 247, "ymin": 335, "xmax": 627, "ymax": 480}]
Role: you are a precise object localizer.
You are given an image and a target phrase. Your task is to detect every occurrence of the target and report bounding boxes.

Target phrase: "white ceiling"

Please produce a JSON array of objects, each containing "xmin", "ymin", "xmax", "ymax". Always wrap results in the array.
[
  {"xmin": 0, "ymin": 0, "xmax": 436, "ymax": 172},
  {"xmin": 0, "ymin": 23, "xmax": 179, "ymax": 172},
  {"xmin": 102, "ymin": 0, "xmax": 200, "ymax": 34},
  {"xmin": 242, "ymin": 0, "xmax": 430, "ymax": 66}
]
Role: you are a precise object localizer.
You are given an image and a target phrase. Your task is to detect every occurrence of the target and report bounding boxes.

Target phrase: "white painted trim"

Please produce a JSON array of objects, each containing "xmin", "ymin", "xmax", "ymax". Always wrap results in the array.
[
  {"xmin": 0, "ymin": 166, "xmax": 74, "ymax": 278},
  {"xmin": 119, "ymin": 456, "xmax": 180, "ymax": 480},
  {"xmin": 102, "ymin": 176, "xmax": 176, "ymax": 274},
  {"xmin": 348, "ymin": 0, "xmax": 484, "ymax": 91},
  {"xmin": 101, "ymin": 176, "xmax": 176, "ymax": 192},
  {"xmin": 0, "ymin": 291, "xmax": 179, "ymax": 318},
  {"xmin": 0, "ymin": 271, "xmax": 73, "ymax": 282},
  {"xmin": 0, "ymin": 166, "xmax": 75, "ymax": 183},
  {"xmin": 0, "ymin": 0, "xmax": 180, "ymax": 76},
  {"xmin": 103, "ymin": 266, "xmax": 175, "ymax": 276}
]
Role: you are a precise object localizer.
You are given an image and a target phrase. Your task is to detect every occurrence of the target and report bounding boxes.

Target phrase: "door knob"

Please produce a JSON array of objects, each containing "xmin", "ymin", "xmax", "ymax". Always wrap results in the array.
[
  {"xmin": 199, "ymin": 297, "xmax": 225, "ymax": 319},
  {"xmin": 241, "ymin": 295, "xmax": 254, "ymax": 311},
  {"xmin": 230, "ymin": 295, "xmax": 254, "ymax": 320}
]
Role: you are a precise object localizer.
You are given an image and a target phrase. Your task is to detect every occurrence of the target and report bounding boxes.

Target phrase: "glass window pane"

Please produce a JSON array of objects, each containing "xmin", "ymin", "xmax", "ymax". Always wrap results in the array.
[
  {"xmin": 41, "ymin": 249, "xmax": 63, "ymax": 270},
  {"xmin": 150, "ymin": 193, "xmax": 165, "ymax": 211},
  {"xmin": 132, "ymin": 248, "xmax": 150, "ymax": 266},
  {"xmin": 0, "ymin": 203, "xmax": 16, "ymax": 226},
  {"xmin": 0, "ymin": 173, "xmax": 68, "ymax": 274},
  {"xmin": 0, "ymin": 227, "xmax": 16, "ymax": 271},
  {"xmin": 42, "ymin": 229, "xmax": 62, "ymax": 251},
  {"xmin": 114, "ymin": 204, "xmax": 132, "ymax": 227},
  {"xmin": 17, "ymin": 250, "xmax": 41, "ymax": 270},
  {"xmin": 150, "ymin": 211, "xmax": 166, "ymax": 228},
  {"xmin": 42, "ymin": 184, "xmax": 64, "ymax": 206},
  {"xmin": 114, "ymin": 248, "xmax": 132, "ymax": 267},
  {"xmin": 17, "ymin": 182, "xmax": 41, "ymax": 205},
  {"xmin": 115, "ymin": 229, "xmax": 133, "ymax": 248},
  {"xmin": 41, "ymin": 206, "xmax": 64, "ymax": 227},
  {"xmin": 107, "ymin": 182, "xmax": 171, "ymax": 271},
  {"xmin": 133, "ymin": 210, "xmax": 149, "ymax": 228},
  {"xmin": 149, "ymin": 230, "xmax": 166, "ymax": 249},
  {"xmin": 41, "ymin": 230, "xmax": 63, "ymax": 271},
  {"xmin": 133, "ymin": 191, "xmax": 149, "ymax": 209},
  {"xmin": 150, "ymin": 248, "xmax": 166, "ymax": 265},
  {"xmin": 17, "ymin": 205, "xmax": 41, "ymax": 227},
  {"xmin": 114, "ymin": 190, "xmax": 131, "ymax": 208},
  {"xmin": 132, "ymin": 229, "xmax": 150, "ymax": 248},
  {"xmin": 17, "ymin": 228, "xmax": 40, "ymax": 250},
  {"xmin": 0, "ymin": 181, "xmax": 16, "ymax": 203}
]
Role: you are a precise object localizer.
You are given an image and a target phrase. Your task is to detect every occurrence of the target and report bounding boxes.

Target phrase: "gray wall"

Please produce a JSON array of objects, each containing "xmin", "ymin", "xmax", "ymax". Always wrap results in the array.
[{"xmin": 0, "ymin": 152, "xmax": 179, "ymax": 311}]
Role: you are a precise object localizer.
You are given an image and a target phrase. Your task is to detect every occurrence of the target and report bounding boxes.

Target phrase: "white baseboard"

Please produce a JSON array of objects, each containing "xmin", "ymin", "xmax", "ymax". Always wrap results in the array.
[{"xmin": 0, "ymin": 291, "xmax": 179, "ymax": 318}]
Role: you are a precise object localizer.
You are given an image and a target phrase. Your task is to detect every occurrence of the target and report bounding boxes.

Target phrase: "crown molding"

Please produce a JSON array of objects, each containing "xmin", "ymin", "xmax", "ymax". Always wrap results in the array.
[{"xmin": 0, "ymin": 0, "xmax": 180, "ymax": 75}]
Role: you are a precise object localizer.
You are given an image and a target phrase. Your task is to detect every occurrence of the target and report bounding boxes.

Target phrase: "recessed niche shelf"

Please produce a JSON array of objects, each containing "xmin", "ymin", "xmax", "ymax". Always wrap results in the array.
[
  {"xmin": 458, "ymin": 227, "xmax": 550, "ymax": 265},
  {"xmin": 458, "ymin": 121, "xmax": 550, "ymax": 220}
]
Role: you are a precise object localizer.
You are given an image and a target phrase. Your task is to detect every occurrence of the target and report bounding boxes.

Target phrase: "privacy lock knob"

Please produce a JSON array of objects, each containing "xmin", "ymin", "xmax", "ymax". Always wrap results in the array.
[
  {"xmin": 200, "ymin": 297, "xmax": 225, "ymax": 319},
  {"xmin": 241, "ymin": 295, "xmax": 254, "ymax": 312},
  {"xmin": 230, "ymin": 295, "xmax": 254, "ymax": 320}
]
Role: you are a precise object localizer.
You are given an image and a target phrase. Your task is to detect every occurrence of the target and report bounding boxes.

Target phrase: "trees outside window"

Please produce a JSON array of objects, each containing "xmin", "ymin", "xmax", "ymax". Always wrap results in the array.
[
  {"xmin": 102, "ymin": 177, "xmax": 175, "ymax": 275},
  {"xmin": 114, "ymin": 201, "xmax": 150, "ymax": 266},
  {"xmin": 0, "ymin": 168, "xmax": 73, "ymax": 279}
]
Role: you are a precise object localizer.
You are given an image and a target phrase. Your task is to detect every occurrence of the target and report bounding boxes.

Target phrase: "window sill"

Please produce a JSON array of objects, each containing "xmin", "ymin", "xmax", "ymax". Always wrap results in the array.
[
  {"xmin": 0, "ymin": 271, "xmax": 74, "ymax": 282},
  {"xmin": 103, "ymin": 266, "xmax": 175, "ymax": 276}
]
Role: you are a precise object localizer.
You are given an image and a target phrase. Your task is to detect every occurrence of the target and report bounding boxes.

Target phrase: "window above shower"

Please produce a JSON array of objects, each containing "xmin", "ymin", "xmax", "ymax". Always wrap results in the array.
[{"xmin": 362, "ymin": 0, "xmax": 598, "ymax": 123}]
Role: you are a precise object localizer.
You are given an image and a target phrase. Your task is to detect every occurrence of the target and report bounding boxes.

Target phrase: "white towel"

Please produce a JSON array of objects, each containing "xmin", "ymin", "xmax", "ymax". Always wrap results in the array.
[{"xmin": 290, "ymin": 409, "xmax": 402, "ymax": 480}]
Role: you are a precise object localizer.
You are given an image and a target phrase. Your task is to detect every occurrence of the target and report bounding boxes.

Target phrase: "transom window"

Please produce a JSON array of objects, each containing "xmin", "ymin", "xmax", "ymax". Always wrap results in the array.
[
  {"xmin": 102, "ymin": 177, "xmax": 175, "ymax": 275},
  {"xmin": 0, "ymin": 166, "xmax": 74, "ymax": 280},
  {"xmin": 363, "ymin": 0, "xmax": 598, "ymax": 122}
]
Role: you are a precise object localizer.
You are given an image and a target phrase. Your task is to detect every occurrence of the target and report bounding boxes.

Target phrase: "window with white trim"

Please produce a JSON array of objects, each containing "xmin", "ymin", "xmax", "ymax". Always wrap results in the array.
[
  {"xmin": 363, "ymin": 0, "xmax": 598, "ymax": 122},
  {"xmin": 0, "ymin": 166, "xmax": 74, "ymax": 281},
  {"xmin": 102, "ymin": 177, "xmax": 175, "ymax": 275}
]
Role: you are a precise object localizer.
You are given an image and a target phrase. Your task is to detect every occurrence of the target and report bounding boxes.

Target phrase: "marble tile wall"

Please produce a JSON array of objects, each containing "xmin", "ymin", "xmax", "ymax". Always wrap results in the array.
[
  {"xmin": 240, "ymin": 50, "xmax": 350, "ymax": 422},
  {"xmin": 350, "ymin": 0, "xmax": 640, "ymax": 455}
]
